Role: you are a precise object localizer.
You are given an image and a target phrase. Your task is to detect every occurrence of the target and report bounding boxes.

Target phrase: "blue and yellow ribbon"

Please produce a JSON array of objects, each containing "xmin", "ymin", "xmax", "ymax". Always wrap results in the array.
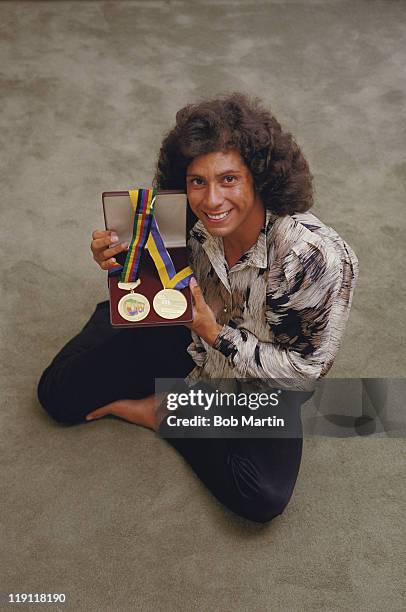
[{"xmin": 146, "ymin": 217, "xmax": 193, "ymax": 289}]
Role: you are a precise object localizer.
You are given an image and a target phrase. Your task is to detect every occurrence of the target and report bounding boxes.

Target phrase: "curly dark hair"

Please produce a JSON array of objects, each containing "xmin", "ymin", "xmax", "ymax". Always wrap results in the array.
[{"xmin": 153, "ymin": 92, "xmax": 314, "ymax": 217}]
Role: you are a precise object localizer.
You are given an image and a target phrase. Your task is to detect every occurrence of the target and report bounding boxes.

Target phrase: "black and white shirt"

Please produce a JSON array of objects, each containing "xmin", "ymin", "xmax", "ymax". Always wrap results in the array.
[{"xmin": 185, "ymin": 208, "xmax": 359, "ymax": 390}]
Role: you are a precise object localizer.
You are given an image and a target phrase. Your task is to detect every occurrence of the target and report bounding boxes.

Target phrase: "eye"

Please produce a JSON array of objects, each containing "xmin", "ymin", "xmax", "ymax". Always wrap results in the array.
[
  {"xmin": 190, "ymin": 177, "xmax": 205, "ymax": 186},
  {"xmin": 223, "ymin": 175, "xmax": 237, "ymax": 184}
]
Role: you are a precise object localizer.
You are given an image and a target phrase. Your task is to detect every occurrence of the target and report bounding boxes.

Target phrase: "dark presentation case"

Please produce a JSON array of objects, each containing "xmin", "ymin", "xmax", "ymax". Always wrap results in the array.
[{"xmin": 102, "ymin": 190, "xmax": 194, "ymax": 328}]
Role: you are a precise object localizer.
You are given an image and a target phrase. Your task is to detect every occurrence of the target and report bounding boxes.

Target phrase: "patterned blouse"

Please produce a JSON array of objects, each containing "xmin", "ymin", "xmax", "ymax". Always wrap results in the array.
[{"xmin": 185, "ymin": 208, "xmax": 359, "ymax": 391}]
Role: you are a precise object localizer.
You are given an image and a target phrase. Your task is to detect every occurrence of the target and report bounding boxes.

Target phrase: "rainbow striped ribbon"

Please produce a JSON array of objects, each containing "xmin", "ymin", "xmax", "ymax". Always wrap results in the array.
[
  {"xmin": 120, "ymin": 188, "xmax": 156, "ymax": 283},
  {"xmin": 110, "ymin": 188, "xmax": 193, "ymax": 290}
]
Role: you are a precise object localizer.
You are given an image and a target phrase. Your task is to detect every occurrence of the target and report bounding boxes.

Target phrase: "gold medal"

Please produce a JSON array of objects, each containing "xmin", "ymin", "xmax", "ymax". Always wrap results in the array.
[
  {"xmin": 153, "ymin": 288, "xmax": 187, "ymax": 319},
  {"xmin": 118, "ymin": 292, "xmax": 150, "ymax": 322}
]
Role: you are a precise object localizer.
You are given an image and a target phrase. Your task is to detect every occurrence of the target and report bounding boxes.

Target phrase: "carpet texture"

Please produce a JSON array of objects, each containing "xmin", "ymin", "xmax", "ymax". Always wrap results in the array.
[{"xmin": 1, "ymin": 1, "xmax": 405, "ymax": 610}]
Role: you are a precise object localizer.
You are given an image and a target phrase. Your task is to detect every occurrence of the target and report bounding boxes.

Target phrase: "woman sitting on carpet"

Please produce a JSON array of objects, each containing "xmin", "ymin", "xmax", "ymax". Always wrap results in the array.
[{"xmin": 38, "ymin": 93, "xmax": 358, "ymax": 523}]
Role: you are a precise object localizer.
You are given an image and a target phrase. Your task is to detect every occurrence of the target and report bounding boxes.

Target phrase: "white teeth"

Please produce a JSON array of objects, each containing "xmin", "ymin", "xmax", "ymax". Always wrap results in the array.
[{"xmin": 206, "ymin": 210, "xmax": 231, "ymax": 220}]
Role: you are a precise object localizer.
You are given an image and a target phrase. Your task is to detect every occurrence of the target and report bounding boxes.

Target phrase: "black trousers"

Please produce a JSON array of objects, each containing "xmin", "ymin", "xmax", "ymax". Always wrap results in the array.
[{"xmin": 37, "ymin": 301, "xmax": 305, "ymax": 524}]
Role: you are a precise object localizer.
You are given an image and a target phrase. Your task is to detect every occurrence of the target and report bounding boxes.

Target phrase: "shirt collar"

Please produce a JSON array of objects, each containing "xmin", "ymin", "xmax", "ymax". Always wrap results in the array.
[{"xmin": 189, "ymin": 208, "xmax": 275, "ymax": 271}]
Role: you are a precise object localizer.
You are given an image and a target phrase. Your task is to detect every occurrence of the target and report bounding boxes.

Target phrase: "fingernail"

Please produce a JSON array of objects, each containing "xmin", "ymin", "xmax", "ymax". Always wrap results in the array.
[
  {"xmin": 110, "ymin": 235, "xmax": 119, "ymax": 243},
  {"xmin": 122, "ymin": 241, "xmax": 129, "ymax": 250},
  {"xmin": 190, "ymin": 277, "xmax": 197, "ymax": 288},
  {"xmin": 110, "ymin": 258, "xmax": 116, "ymax": 263},
  {"xmin": 86, "ymin": 415, "xmax": 93, "ymax": 421}
]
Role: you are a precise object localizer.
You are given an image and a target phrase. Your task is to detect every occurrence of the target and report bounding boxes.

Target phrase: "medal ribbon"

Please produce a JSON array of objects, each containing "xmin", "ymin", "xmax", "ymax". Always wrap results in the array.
[
  {"xmin": 110, "ymin": 188, "xmax": 193, "ymax": 289},
  {"xmin": 146, "ymin": 217, "xmax": 193, "ymax": 289},
  {"xmin": 120, "ymin": 188, "xmax": 156, "ymax": 283}
]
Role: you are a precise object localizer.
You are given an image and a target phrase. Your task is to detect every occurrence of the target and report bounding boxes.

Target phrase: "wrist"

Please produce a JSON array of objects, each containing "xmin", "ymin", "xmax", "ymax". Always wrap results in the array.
[{"xmin": 204, "ymin": 323, "xmax": 223, "ymax": 347}]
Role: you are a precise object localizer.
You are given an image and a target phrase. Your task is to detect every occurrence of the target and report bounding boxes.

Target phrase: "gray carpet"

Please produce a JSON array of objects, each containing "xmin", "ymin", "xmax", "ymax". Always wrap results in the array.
[{"xmin": 1, "ymin": 1, "xmax": 405, "ymax": 610}]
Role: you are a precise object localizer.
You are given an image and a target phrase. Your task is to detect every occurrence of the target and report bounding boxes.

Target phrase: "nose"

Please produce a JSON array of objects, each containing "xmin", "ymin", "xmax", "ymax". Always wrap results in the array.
[{"xmin": 206, "ymin": 182, "xmax": 225, "ymax": 210}]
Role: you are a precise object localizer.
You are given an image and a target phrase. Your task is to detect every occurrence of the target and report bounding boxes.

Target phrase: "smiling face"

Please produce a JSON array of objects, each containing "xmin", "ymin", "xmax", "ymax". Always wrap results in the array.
[{"xmin": 186, "ymin": 149, "xmax": 265, "ymax": 249}]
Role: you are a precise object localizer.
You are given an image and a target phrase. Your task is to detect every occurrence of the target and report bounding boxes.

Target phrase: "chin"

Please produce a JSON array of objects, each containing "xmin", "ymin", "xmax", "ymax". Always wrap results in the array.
[{"xmin": 203, "ymin": 223, "xmax": 234, "ymax": 237}]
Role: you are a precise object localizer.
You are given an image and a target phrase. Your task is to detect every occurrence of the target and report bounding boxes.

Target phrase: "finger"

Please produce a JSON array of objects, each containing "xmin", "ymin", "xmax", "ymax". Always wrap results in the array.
[
  {"xmin": 99, "ymin": 258, "xmax": 122, "ymax": 270},
  {"xmin": 92, "ymin": 229, "xmax": 110, "ymax": 240},
  {"xmin": 92, "ymin": 230, "xmax": 119, "ymax": 245},
  {"xmin": 189, "ymin": 278, "xmax": 205, "ymax": 309},
  {"xmin": 91, "ymin": 234, "xmax": 119, "ymax": 253},
  {"xmin": 102, "ymin": 241, "xmax": 130, "ymax": 259}
]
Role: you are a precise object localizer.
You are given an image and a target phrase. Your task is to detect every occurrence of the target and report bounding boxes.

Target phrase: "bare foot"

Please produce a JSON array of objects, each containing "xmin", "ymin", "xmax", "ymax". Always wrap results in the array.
[
  {"xmin": 85, "ymin": 394, "xmax": 159, "ymax": 430},
  {"xmin": 115, "ymin": 396, "xmax": 157, "ymax": 430}
]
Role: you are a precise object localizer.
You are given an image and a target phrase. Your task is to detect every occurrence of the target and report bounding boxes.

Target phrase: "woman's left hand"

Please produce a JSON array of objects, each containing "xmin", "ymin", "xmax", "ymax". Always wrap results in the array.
[{"xmin": 185, "ymin": 277, "xmax": 223, "ymax": 346}]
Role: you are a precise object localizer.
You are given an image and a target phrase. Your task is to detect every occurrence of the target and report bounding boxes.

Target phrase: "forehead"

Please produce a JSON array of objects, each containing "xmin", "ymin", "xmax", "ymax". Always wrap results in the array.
[{"xmin": 187, "ymin": 149, "xmax": 248, "ymax": 175}]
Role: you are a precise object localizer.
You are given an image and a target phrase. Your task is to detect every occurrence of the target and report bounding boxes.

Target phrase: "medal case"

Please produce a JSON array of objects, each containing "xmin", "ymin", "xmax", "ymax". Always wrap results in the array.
[{"xmin": 102, "ymin": 190, "xmax": 194, "ymax": 327}]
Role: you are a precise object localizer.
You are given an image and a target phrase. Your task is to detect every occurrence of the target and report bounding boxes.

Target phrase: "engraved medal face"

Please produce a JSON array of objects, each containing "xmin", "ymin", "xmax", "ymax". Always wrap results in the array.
[
  {"xmin": 153, "ymin": 288, "xmax": 187, "ymax": 319},
  {"xmin": 118, "ymin": 292, "xmax": 150, "ymax": 322}
]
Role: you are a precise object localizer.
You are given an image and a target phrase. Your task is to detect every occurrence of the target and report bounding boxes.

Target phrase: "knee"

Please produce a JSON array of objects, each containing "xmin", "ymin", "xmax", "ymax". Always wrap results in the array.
[
  {"xmin": 37, "ymin": 366, "xmax": 82, "ymax": 425},
  {"xmin": 236, "ymin": 485, "xmax": 289, "ymax": 524},
  {"xmin": 229, "ymin": 453, "xmax": 292, "ymax": 523}
]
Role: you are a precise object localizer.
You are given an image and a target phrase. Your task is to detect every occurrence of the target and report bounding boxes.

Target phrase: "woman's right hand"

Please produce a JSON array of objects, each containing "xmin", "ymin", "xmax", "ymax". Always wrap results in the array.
[{"xmin": 91, "ymin": 229, "xmax": 129, "ymax": 271}]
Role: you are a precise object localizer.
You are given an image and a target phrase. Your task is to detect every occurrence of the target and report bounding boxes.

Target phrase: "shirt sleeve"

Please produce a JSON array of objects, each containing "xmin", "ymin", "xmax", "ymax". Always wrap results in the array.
[
  {"xmin": 186, "ymin": 331, "xmax": 208, "ymax": 367},
  {"xmin": 211, "ymin": 239, "xmax": 356, "ymax": 387}
]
